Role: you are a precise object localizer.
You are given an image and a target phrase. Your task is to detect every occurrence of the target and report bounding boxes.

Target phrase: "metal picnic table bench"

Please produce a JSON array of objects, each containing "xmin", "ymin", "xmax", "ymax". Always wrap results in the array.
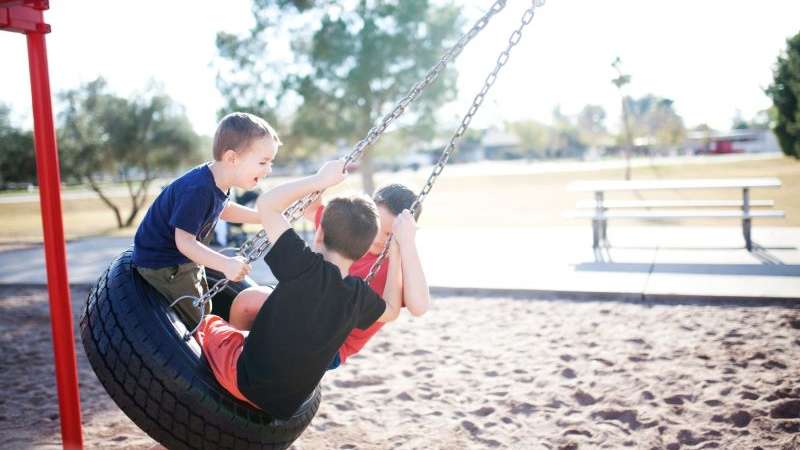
[{"xmin": 567, "ymin": 178, "xmax": 785, "ymax": 251}]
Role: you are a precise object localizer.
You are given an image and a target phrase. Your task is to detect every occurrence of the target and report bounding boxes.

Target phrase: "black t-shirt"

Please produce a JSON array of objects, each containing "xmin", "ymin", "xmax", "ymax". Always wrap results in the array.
[{"xmin": 237, "ymin": 228, "xmax": 386, "ymax": 419}]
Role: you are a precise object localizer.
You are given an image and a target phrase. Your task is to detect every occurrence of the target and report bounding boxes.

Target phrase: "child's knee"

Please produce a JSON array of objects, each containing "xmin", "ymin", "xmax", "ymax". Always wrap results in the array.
[
  {"xmin": 240, "ymin": 286, "xmax": 272, "ymax": 304},
  {"xmin": 230, "ymin": 286, "xmax": 271, "ymax": 330}
]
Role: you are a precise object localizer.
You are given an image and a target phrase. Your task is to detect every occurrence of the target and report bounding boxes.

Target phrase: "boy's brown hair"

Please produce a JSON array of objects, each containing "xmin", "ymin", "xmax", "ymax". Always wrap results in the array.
[
  {"xmin": 320, "ymin": 195, "xmax": 379, "ymax": 260},
  {"xmin": 212, "ymin": 112, "xmax": 282, "ymax": 160},
  {"xmin": 374, "ymin": 183, "xmax": 421, "ymax": 220}
]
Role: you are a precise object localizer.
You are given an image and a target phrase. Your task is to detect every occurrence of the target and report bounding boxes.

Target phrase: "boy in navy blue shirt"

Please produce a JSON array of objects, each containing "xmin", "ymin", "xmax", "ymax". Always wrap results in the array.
[{"xmin": 133, "ymin": 112, "xmax": 280, "ymax": 328}]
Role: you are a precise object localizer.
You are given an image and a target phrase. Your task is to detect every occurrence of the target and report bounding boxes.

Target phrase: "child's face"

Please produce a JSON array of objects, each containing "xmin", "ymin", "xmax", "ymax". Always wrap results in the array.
[
  {"xmin": 233, "ymin": 137, "xmax": 277, "ymax": 189},
  {"xmin": 368, "ymin": 205, "xmax": 396, "ymax": 255}
]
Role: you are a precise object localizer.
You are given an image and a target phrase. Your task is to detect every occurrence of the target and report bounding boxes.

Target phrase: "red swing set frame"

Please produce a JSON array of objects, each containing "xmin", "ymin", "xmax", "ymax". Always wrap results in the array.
[{"xmin": 1, "ymin": 1, "xmax": 83, "ymax": 448}]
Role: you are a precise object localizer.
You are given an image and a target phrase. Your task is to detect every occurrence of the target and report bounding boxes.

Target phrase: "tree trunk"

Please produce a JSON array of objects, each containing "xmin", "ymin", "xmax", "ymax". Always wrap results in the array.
[
  {"xmin": 122, "ymin": 159, "xmax": 152, "ymax": 227},
  {"xmin": 359, "ymin": 152, "xmax": 376, "ymax": 195},
  {"xmin": 621, "ymin": 101, "xmax": 633, "ymax": 181},
  {"xmin": 624, "ymin": 148, "xmax": 631, "ymax": 181},
  {"xmin": 124, "ymin": 178, "xmax": 151, "ymax": 227},
  {"xmin": 86, "ymin": 175, "xmax": 124, "ymax": 228}
]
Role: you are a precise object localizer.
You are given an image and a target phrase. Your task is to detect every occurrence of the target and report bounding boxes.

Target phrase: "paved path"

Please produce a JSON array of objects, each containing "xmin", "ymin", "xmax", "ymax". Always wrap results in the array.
[
  {"xmin": 418, "ymin": 226, "xmax": 800, "ymax": 302},
  {"xmin": 1, "ymin": 225, "xmax": 797, "ymax": 302}
]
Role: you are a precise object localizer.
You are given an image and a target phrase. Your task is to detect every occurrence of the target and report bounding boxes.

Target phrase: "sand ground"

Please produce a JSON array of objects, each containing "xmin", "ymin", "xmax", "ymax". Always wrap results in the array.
[{"xmin": 0, "ymin": 286, "xmax": 799, "ymax": 449}]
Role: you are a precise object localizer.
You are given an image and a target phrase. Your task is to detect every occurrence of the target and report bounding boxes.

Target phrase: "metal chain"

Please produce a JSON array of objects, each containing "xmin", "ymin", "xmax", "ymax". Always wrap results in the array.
[
  {"xmin": 171, "ymin": 0, "xmax": 542, "ymax": 333},
  {"xmin": 241, "ymin": 0, "xmax": 513, "ymax": 272},
  {"xmin": 210, "ymin": 0, "xmax": 514, "ymax": 296},
  {"xmin": 171, "ymin": 229, "xmax": 273, "ymax": 339},
  {"xmin": 365, "ymin": 0, "xmax": 545, "ymax": 283},
  {"xmin": 282, "ymin": 0, "xmax": 510, "ymax": 225}
]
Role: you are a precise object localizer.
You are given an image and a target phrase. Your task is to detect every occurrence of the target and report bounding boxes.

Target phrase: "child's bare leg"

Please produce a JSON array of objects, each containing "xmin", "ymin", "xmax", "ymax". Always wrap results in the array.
[{"xmin": 229, "ymin": 286, "xmax": 272, "ymax": 330}]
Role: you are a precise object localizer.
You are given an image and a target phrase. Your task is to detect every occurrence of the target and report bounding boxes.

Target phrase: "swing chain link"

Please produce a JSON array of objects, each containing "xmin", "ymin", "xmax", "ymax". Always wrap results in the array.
[
  {"xmin": 283, "ymin": 0, "xmax": 511, "ymax": 225},
  {"xmin": 365, "ymin": 0, "xmax": 545, "ymax": 283},
  {"xmin": 341, "ymin": 0, "xmax": 509, "ymax": 168},
  {"xmin": 172, "ymin": 228, "xmax": 273, "ymax": 339}
]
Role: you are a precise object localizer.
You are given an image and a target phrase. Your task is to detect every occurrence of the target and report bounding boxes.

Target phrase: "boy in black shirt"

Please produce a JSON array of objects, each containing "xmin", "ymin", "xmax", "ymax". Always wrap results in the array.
[{"xmin": 194, "ymin": 159, "xmax": 423, "ymax": 419}]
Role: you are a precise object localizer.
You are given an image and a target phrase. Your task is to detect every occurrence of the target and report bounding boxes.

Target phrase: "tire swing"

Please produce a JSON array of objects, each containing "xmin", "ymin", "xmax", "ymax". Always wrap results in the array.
[
  {"xmin": 80, "ymin": 250, "xmax": 319, "ymax": 450},
  {"xmin": 80, "ymin": 1, "xmax": 542, "ymax": 448}
]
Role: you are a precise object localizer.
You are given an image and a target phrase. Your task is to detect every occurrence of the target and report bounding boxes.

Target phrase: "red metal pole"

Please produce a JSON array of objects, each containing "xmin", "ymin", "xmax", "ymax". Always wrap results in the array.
[{"xmin": 26, "ymin": 31, "xmax": 84, "ymax": 450}]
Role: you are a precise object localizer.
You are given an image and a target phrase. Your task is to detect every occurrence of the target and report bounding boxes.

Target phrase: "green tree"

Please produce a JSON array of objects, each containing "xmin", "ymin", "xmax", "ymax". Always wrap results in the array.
[
  {"xmin": 58, "ymin": 78, "xmax": 201, "ymax": 228},
  {"xmin": 624, "ymin": 94, "xmax": 686, "ymax": 148},
  {"xmin": 576, "ymin": 104, "xmax": 608, "ymax": 149},
  {"xmin": 0, "ymin": 104, "xmax": 37, "ymax": 187},
  {"xmin": 692, "ymin": 123, "xmax": 715, "ymax": 154},
  {"xmin": 216, "ymin": 0, "xmax": 463, "ymax": 193},
  {"xmin": 507, "ymin": 119, "xmax": 551, "ymax": 160},
  {"xmin": 731, "ymin": 108, "xmax": 773, "ymax": 131},
  {"xmin": 766, "ymin": 31, "xmax": 800, "ymax": 159},
  {"xmin": 731, "ymin": 109, "xmax": 749, "ymax": 130},
  {"xmin": 611, "ymin": 57, "xmax": 634, "ymax": 179},
  {"xmin": 550, "ymin": 106, "xmax": 584, "ymax": 158},
  {"xmin": 750, "ymin": 108, "xmax": 775, "ymax": 130}
]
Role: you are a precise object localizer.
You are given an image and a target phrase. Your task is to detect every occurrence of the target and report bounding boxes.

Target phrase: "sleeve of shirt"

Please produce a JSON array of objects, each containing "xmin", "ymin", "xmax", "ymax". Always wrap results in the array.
[
  {"xmin": 170, "ymin": 185, "xmax": 213, "ymax": 236},
  {"xmin": 313, "ymin": 205, "xmax": 325, "ymax": 230},
  {"xmin": 356, "ymin": 282, "xmax": 387, "ymax": 330},
  {"xmin": 264, "ymin": 228, "xmax": 323, "ymax": 282}
]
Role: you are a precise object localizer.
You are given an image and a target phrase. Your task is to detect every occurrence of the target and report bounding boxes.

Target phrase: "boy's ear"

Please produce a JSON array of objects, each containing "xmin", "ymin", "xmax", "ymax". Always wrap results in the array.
[
  {"xmin": 221, "ymin": 149, "xmax": 238, "ymax": 164},
  {"xmin": 313, "ymin": 227, "xmax": 325, "ymax": 252}
]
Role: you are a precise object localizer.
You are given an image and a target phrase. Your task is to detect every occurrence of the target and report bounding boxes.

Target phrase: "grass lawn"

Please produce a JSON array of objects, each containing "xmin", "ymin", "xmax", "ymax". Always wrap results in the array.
[{"xmin": 1, "ymin": 154, "xmax": 797, "ymax": 244}]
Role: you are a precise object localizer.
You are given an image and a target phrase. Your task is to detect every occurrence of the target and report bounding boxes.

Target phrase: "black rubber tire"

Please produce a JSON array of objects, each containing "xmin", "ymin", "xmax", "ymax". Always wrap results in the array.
[{"xmin": 79, "ymin": 250, "xmax": 320, "ymax": 450}]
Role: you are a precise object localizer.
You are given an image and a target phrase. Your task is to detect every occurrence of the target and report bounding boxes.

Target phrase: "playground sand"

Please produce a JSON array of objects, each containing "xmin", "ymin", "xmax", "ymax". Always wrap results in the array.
[{"xmin": 1, "ymin": 286, "xmax": 799, "ymax": 449}]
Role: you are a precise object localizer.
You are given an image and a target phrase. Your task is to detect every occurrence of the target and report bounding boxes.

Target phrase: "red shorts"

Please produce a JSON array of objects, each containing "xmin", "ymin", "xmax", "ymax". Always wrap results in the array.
[{"xmin": 193, "ymin": 315, "xmax": 259, "ymax": 408}]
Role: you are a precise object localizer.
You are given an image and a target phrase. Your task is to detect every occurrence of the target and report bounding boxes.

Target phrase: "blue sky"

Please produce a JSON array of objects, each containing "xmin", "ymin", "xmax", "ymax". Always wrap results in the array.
[{"xmin": 1, "ymin": 0, "xmax": 799, "ymax": 136}]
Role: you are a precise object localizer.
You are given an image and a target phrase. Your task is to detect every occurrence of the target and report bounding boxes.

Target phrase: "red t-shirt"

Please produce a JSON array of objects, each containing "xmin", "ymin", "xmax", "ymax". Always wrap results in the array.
[{"xmin": 315, "ymin": 206, "xmax": 391, "ymax": 364}]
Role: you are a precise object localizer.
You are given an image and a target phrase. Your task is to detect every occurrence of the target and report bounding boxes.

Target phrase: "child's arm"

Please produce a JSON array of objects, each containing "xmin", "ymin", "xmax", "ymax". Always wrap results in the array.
[
  {"xmin": 376, "ymin": 210, "xmax": 429, "ymax": 322},
  {"xmin": 174, "ymin": 229, "xmax": 251, "ymax": 281},
  {"xmin": 256, "ymin": 160, "xmax": 347, "ymax": 244},
  {"xmin": 220, "ymin": 203, "xmax": 260, "ymax": 224},
  {"xmin": 394, "ymin": 210, "xmax": 430, "ymax": 316},
  {"xmin": 376, "ymin": 237, "xmax": 403, "ymax": 323},
  {"xmin": 302, "ymin": 196, "xmax": 324, "ymax": 224}
]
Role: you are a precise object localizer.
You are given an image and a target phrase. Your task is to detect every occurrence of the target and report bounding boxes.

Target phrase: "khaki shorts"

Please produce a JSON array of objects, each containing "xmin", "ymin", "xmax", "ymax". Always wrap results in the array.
[{"xmin": 136, "ymin": 263, "xmax": 210, "ymax": 329}]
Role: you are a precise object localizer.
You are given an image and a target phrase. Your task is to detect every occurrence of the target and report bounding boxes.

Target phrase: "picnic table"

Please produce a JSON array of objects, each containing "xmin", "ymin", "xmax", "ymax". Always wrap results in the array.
[{"xmin": 568, "ymin": 178, "xmax": 784, "ymax": 251}]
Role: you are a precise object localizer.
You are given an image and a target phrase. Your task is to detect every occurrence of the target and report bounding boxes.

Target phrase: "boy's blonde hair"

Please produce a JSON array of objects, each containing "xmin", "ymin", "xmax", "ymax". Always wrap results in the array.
[{"xmin": 212, "ymin": 112, "xmax": 282, "ymax": 160}]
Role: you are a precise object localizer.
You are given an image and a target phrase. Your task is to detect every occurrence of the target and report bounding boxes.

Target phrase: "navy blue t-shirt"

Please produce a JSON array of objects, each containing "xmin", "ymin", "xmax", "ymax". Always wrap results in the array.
[{"xmin": 132, "ymin": 164, "xmax": 229, "ymax": 268}]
